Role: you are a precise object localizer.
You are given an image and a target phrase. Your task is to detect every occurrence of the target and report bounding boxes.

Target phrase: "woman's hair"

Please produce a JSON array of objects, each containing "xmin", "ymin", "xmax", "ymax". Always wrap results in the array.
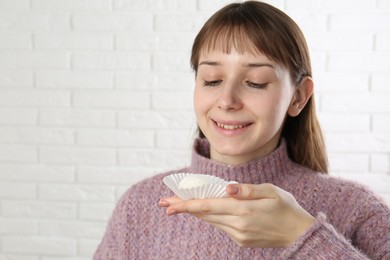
[{"xmin": 190, "ymin": 1, "xmax": 328, "ymax": 173}]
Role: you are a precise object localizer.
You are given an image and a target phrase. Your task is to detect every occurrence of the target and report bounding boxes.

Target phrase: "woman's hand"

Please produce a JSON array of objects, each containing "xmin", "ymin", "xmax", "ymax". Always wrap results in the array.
[{"xmin": 159, "ymin": 183, "xmax": 315, "ymax": 248}]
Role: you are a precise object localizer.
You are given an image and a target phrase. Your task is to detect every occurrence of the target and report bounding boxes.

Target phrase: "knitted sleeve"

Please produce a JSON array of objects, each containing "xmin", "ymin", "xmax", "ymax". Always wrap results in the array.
[
  {"xmin": 281, "ymin": 190, "xmax": 390, "ymax": 259},
  {"xmin": 92, "ymin": 173, "xmax": 171, "ymax": 260},
  {"xmin": 93, "ymin": 188, "xmax": 133, "ymax": 260}
]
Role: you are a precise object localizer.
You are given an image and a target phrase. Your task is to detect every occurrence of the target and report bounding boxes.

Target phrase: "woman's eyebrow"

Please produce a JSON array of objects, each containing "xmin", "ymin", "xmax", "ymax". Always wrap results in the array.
[
  {"xmin": 198, "ymin": 60, "xmax": 275, "ymax": 69},
  {"xmin": 198, "ymin": 60, "xmax": 220, "ymax": 66},
  {"xmin": 245, "ymin": 62, "xmax": 275, "ymax": 69}
]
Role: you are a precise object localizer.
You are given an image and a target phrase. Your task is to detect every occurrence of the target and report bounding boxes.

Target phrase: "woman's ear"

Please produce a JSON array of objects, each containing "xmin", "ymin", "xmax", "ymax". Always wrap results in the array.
[{"xmin": 287, "ymin": 76, "xmax": 314, "ymax": 117}]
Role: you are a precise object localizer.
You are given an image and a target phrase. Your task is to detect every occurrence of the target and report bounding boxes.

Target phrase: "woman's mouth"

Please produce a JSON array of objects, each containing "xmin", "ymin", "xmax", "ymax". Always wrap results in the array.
[
  {"xmin": 212, "ymin": 119, "xmax": 252, "ymax": 131},
  {"xmin": 216, "ymin": 122, "xmax": 250, "ymax": 130}
]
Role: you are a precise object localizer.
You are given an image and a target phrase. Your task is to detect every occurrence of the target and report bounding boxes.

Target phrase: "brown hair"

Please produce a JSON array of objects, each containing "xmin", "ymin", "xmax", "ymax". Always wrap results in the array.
[{"xmin": 190, "ymin": 1, "xmax": 328, "ymax": 173}]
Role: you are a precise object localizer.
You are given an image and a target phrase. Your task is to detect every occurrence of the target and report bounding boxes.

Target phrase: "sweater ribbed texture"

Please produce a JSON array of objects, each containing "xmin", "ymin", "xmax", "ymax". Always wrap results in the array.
[{"xmin": 94, "ymin": 138, "xmax": 390, "ymax": 260}]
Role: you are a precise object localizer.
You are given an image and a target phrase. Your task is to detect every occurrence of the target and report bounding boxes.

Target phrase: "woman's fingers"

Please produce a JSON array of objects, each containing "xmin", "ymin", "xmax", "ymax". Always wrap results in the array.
[
  {"xmin": 158, "ymin": 196, "xmax": 181, "ymax": 207},
  {"xmin": 160, "ymin": 183, "xmax": 279, "ymax": 215},
  {"xmin": 164, "ymin": 197, "xmax": 243, "ymax": 216},
  {"xmin": 227, "ymin": 183, "xmax": 278, "ymax": 200}
]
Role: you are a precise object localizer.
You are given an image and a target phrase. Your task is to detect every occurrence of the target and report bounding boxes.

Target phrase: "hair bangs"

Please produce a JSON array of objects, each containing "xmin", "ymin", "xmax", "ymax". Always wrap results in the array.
[
  {"xmin": 191, "ymin": 5, "xmax": 287, "ymax": 73},
  {"xmin": 201, "ymin": 23, "xmax": 261, "ymax": 57}
]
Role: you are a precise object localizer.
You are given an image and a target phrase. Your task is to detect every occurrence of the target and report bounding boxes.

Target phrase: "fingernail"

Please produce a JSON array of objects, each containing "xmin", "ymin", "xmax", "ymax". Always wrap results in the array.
[
  {"xmin": 166, "ymin": 208, "xmax": 176, "ymax": 216},
  {"xmin": 159, "ymin": 199, "xmax": 169, "ymax": 207},
  {"xmin": 227, "ymin": 184, "xmax": 239, "ymax": 195}
]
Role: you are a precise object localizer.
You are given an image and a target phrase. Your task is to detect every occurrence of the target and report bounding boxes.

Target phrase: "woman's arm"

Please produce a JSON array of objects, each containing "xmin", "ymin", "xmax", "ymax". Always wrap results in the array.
[
  {"xmin": 282, "ymin": 213, "xmax": 369, "ymax": 259},
  {"xmin": 93, "ymin": 189, "xmax": 133, "ymax": 260},
  {"xmin": 160, "ymin": 183, "xmax": 390, "ymax": 259},
  {"xmin": 285, "ymin": 191, "xmax": 390, "ymax": 259}
]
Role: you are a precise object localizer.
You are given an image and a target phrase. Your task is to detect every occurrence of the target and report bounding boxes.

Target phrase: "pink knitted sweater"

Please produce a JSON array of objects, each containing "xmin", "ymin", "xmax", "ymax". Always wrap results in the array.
[{"xmin": 94, "ymin": 138, "xmax": 390, "ymax": 259}]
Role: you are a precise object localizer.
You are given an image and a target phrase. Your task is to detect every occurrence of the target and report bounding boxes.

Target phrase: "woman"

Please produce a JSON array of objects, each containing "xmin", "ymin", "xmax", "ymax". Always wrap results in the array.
[{"xmin": 94, "ymin": 1, "xmax": 390, "ymax": 259}]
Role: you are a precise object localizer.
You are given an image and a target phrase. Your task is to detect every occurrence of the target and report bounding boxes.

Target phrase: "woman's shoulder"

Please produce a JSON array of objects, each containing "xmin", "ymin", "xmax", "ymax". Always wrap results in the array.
[
  {"xmin": 287, "ymin": 162, "xmax": 387, "ymax": 210},
  {"xmin": 301, "ymin": 169, "xmax": 388, "ymax": 216},
  {"xmin": 289, "ymin": 161, "xmax": 376, "ymax": 197},
  {"xmin": 311, "ymin": 172, "xmax": 378, "ymax": 198}
]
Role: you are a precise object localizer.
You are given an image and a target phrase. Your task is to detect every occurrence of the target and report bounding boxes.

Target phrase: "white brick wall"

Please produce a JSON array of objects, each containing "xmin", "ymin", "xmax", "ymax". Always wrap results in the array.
[{"xmin": 0, "ymin": 0, "xmax": 389, "ymax": 258}]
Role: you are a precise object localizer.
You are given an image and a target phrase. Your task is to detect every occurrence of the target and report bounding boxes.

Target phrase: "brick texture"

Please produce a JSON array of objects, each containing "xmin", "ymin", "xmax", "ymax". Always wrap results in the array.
[{"xmin": 0, "ymin": 0, "xmax": 389, "ymax": 258}]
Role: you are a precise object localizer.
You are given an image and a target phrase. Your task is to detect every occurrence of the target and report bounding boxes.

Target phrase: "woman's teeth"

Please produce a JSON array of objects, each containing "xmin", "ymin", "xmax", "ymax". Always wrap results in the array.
[{"xmin": 216, "ymin": 122, "xmax": 247, "ymax": 130}]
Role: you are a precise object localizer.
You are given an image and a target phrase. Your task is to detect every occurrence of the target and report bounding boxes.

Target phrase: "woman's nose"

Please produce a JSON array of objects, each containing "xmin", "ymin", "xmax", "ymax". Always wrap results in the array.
[{"xmin": 217, "ymin": 84, "xmax": 243, "ymax": 111}]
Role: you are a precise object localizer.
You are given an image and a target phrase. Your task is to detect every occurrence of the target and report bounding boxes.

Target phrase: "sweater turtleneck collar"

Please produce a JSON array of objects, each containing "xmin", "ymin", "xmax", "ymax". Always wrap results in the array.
[{"xmin": 190, "ymin": 138, "xmax": 297, "ymax": 184}]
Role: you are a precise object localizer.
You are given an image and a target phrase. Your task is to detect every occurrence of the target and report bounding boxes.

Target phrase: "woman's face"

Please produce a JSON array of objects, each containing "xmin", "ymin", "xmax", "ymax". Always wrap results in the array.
[{"xmin": 194, "ymin": 49, "xmax": 296, "ymax": 165}]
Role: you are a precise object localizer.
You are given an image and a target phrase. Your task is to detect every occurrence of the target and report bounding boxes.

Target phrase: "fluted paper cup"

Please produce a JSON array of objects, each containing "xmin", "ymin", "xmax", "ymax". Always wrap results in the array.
[{"xmin": 163, "ymin": 173, "xmax": 237, "ymax": 200}]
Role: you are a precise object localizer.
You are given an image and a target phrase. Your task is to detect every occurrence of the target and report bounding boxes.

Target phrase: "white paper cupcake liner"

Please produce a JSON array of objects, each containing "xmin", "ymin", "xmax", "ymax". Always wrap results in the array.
[{"xmin": 163, "ymin": 173, "xmax": 237, "ymax": 200}]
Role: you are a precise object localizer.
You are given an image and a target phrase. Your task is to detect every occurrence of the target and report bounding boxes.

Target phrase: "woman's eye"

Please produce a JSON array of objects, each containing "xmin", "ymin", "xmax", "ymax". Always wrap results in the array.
[
  {"xmin": 246, "ymin": 81, "xmax": 268, "ymax": 89},
  {"xmin": 203, "ymin": 80, "xmax": 221, "ymax": 87}
]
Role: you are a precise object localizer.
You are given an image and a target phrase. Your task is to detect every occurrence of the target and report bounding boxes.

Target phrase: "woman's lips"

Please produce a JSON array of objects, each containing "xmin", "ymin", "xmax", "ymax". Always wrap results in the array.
[
  {"xmin": 215, "ymin": 122, "xmax": 250, "ymax": 130},
  {"xmin": 212, "ymin": 119, "xmax": 252, "ymax": 133}
]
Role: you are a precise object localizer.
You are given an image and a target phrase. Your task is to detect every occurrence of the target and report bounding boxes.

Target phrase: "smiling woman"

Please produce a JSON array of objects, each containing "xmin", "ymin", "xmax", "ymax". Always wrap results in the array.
[
  {"xmin": 93, "ymin": 1, "xmax": 390, "ymax": 259},
  {"xmin": 191, "ymin": 2, "xmax": 327, "ymax": 172},
  {"xmin": 194, "ymin": 50, "xmax": 309, "ymax": 165}
]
